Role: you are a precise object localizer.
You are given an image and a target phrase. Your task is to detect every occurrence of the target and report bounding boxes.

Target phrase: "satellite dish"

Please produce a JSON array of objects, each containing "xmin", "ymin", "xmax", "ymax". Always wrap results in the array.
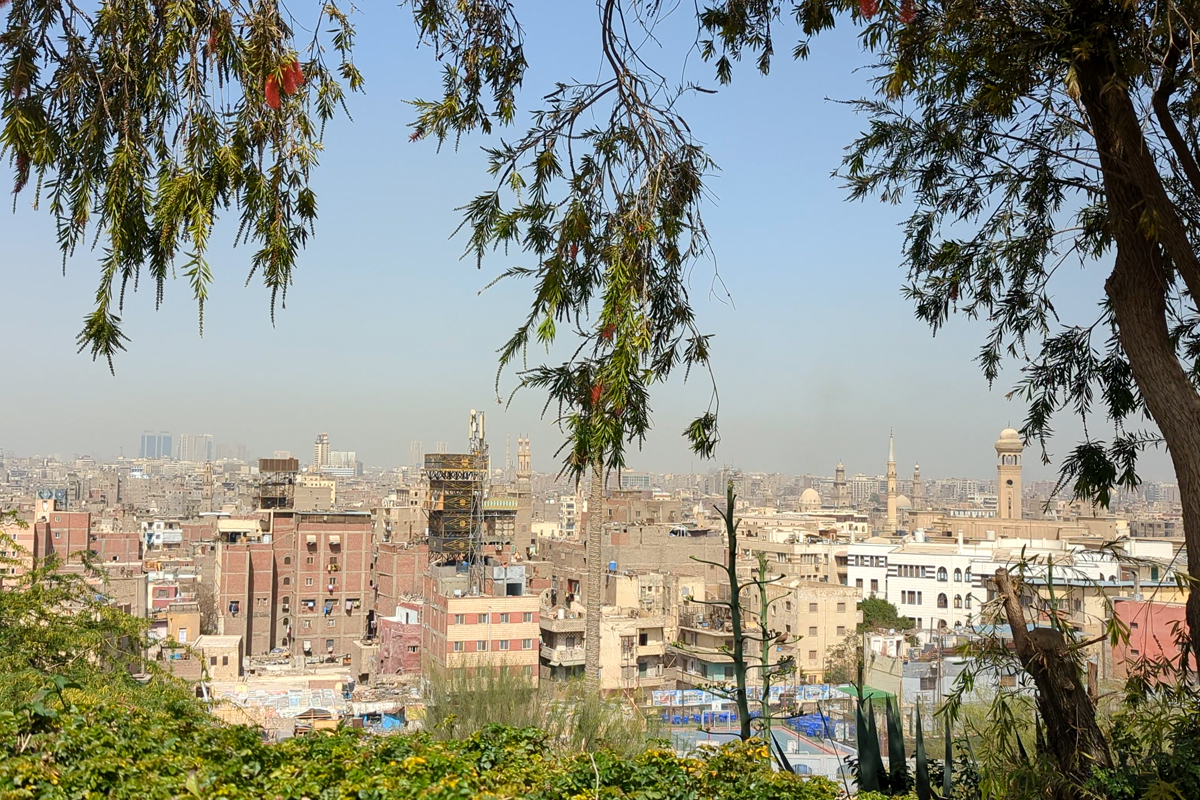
[{"xmin": 889, "ymin": 628, "xmax": 896, "ymax": 635}]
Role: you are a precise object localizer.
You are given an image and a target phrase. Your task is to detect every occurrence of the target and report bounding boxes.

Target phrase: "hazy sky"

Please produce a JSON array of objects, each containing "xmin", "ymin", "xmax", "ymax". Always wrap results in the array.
[{"xmin": 0, "ymin": 3, "xmax": 1175, "ymax": 483}]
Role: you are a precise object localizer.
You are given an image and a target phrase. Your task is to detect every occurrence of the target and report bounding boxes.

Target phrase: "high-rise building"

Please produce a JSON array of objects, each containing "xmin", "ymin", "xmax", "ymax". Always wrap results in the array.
[
  {"xmin": 139, "ymin": 431, "xmax": 172, "ymax": 460},
  {"xmin": 314, "ymin": 433, "xmax": 329, "ymax": 469},
  {"xmin": 177, "ymin": 434, "xmax": 214, "ymax": 462}
]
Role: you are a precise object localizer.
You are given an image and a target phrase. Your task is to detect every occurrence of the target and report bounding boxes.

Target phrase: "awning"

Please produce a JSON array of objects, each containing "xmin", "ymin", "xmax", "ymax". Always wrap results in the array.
[
  {"xmin": 306, "ymin": 534, "xmax": 317, "ymax": 545},
  {"xmin": 329, "ymin": 534, "xmax": 341, "ymax": 545}
]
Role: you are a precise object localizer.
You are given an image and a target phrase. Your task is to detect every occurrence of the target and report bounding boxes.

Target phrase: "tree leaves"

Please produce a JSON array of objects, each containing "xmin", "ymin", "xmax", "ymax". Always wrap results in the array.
[{"xmin": 2, "ymin": 1, "xmax": 363, "ymax": 361}]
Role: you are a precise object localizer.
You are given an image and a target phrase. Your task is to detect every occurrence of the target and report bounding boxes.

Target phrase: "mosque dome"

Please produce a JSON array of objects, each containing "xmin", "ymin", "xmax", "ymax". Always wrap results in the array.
[
  {"xmin": 799, "ymin": 488, "xmax": 822, "ymax": 509},
  {"xmin": 996, "ymin": 427, "xmax": 1025, "ymax": 451},
  {"xmin": 895, "ymin": 494, "xmax": 912, "ymax": 509}
]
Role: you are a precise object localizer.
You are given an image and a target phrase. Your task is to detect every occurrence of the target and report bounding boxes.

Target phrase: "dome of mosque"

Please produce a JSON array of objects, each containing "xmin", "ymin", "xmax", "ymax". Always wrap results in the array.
[
  {"xmin": 895, "ymin": 494, "xmax": 912, "ymax": 509},
  {"xmin": 799, "ymin": 488, "xmax": 822, "ymax": 509},
  {"xmin": 996, "ymin": 427, "xmax": 1025, "ymax": 451}
]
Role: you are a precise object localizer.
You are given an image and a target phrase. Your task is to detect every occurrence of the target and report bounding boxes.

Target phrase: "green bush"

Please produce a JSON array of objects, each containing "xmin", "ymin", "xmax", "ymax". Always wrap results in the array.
[{"xmin": 0, "ymin": 681, "xmax": 842, "ymax": 800}]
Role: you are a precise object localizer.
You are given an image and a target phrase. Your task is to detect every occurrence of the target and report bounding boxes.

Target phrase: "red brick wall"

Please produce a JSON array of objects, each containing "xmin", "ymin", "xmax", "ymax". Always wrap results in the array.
[{"xmin": 377, "ymin": 613, "xmax": 422, "ymax": 675}]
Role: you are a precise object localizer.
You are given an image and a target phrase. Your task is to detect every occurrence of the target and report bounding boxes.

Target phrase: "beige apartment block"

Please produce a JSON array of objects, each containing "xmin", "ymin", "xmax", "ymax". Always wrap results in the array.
[
  {"xmin": 752, "ymin": 579, "xmax": 862, "ymax": 682},
  {"xmin": 424, "ymin": 591, "xmax": 541, "ymax": 679}
]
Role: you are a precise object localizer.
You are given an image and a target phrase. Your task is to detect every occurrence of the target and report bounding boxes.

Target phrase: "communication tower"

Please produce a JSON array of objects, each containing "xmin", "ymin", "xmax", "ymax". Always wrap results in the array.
[{"xmin": 425, "ymin": 410, "xmax": 490, "ymax": 591}]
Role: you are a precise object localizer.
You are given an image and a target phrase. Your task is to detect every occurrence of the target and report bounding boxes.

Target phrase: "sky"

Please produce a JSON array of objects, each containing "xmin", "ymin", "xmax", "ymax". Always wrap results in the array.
[{"xmin": 0, "ymin": 3, "xmax": 1176, "ymax": 483}]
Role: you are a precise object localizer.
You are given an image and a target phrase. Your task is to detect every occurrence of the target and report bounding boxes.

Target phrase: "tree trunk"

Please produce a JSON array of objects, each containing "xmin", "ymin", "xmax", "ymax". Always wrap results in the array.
[
  {"xmin": 722, "ymin": 480, "xmax": 753, "ymax": 740},
  {"xmin": 584, "ymin": 460, "xmax": 604, "ymax": 688},
  {"xmin": 1075, "ymin": 58, "xmax": 1200, "ymax": 669},
  {"xmin": 993, "ymin": 569, "xmax": 1111, "ymax": 782}
]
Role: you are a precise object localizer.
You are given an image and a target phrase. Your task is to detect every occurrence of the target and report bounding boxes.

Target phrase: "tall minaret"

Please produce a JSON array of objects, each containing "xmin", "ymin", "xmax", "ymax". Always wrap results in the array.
[
  {"xmin": 912, "ymin": 463, "xmax": 924, "ymax": 510},
  {"xmin": 516, "ymin": 437, "xmax": 534, "ymax": 552},
  {"xmin": 886, "ymin": 431, "xmax": 898, "ymax": 533},
  {"xmin": 833, "ymin": 461, "xmax": 848, "ymax": 508},
  {"xmin": 996, "ymin": 427, "xmax": 1024, "ymax": 520}
]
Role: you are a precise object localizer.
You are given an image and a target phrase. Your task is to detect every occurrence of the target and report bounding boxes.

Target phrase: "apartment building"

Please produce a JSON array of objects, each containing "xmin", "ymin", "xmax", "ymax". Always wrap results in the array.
[{"xmin": 424, "ymin": 588, "xmax": 541, "ymax": 678}]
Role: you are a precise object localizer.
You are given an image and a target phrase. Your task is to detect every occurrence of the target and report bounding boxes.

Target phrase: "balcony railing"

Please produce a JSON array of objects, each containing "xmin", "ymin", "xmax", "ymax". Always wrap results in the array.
[{"xmin": 540, "ymin": 644, "xmax": 586, "ymax": 666}]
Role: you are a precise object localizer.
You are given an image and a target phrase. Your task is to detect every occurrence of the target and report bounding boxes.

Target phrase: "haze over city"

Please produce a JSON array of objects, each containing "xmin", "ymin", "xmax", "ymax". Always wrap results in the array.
[{"xmin": 0, "ymin": 3, "xmax": 1168, "ymax": 482}]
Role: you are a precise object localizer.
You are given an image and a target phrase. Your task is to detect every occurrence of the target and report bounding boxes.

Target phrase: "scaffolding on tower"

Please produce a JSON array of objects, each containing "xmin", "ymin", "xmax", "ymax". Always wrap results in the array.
[{"xmin": 424, "ymin": 410, "xmax": 489, "ymax": 591}]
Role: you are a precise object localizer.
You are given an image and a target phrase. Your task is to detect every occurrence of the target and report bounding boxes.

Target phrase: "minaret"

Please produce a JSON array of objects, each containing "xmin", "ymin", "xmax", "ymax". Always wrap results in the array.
[
  {"xmin": 912, "ymin": 463, "xmax": 924, "ymax": 510},
  {"xmin": 516, "ymin": 437, "xmax": 534, "ymax": 552},
  {"xmin": 995, "ymin": 427, "xmax": 1024, "ymax": 520},
  {"xmin": 833, "ymin": 461, "xmax": 848, "ymax": 508},
  {"xmin": 886, "ymin": 431, "xmax": 898, "ymax": 533}
]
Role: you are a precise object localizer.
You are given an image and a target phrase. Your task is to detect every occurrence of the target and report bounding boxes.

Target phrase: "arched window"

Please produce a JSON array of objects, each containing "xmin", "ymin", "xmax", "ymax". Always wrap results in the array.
[
  {"xmin": 284, "ymin": 556, "xmax": 291, "ymax": 565},
  {"xmin": 953, "ymin": 568, "xmax": 963, "ymax": 582},
  {"xmin": 937, "ymin": 567, "xmax": 948, "ymax": 582},
  {"xmin": 937, "ymin": 618, "xmax": 948, "ymax": 629},
  {"xmin": 937, "ymin": 593, "xmax": 948, "ymax": 609},
  {"xmin": 953, "ymin": 595, "xmax": 962, "ymax": 609},
  {"xmin": 283, "ymin": 576, "xmax": 291, "ymax": 585},
  {"xmin": 965, "ymin": 594, "xmax": 973, "ymax": 609},
  {"xmin": 964, "ymin": 568, "xmax": 973, "ymax": 583}
]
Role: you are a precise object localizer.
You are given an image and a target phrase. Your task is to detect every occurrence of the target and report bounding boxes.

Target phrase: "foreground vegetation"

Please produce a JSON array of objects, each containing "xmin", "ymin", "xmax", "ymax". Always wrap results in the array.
[{"xmin": 0, "ymin": 681, "xmax": 840, "ymax": 800}]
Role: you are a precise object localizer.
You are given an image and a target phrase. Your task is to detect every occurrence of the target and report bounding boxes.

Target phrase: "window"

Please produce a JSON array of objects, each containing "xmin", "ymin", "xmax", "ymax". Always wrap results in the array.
[
  {"xmin": 937, "ymin": 593, "xmax": 948, "ymax": 609},
  {"xmin": 837, "ymin": 626, "xmax": 846, "ymax": 637},
  {"xmin": 221, "ymin": 655, "xmax": 229, "ymax": 666},
  {"xmin": 965, "ymin": 594, "xmax": 973, "ymax": 609},
  {"xmin": 478, "ymin": 613, "xmax": 488, "ymax": 624},
  {"xmin": 836, "ymin": 602, "xmax": 846, "ymax": 613},
  {"xmin": 785, "ymin": 601, "xmax": 793, "ymax": 612},
  {"xmin": 937, "ymin": 567, "xmax": 948, "ymax": 582},
  {"xmin": 808, "ymin": 626, "xmax": 818, "ymax": 637},
  {"xmin": 918, "ymin": 592, "xmax": 923, "ymax": 605},
  {"xmin": 327, "ymin": 619, "xmax": 336, "ymax": 627},
  {"xmin": 454, "ymin": 641, "xmax": 464, "ymax": 652},
  {"xmin": 408, "ymin": 645, "xmax": 419, "ymax": 652},
  {"xmin": 328, "ymin": 576, "xmax": 337, "ymax": 586},
  {"xmin": 305, "ymin": 577, "xmax": 314, "ymax": 586},
  {"xmin": 856, "ymin": 579, "xmax": 864, "ymax": 589},
  {"xmin": 454, "ymin": 614, "xmax": 465, "ymax": 625},
  {"xmin": 284, "ymin": 556, "xmax": 291, "ymax": 565},
  {"xmin": 522, "ymin": 638, "xmax": 533, "ymax": 649},
  {"xmin": 953, "ymin": 568, "xmax": 962, "ymax": 582},
  {"xmin": 283, "ymin": 577, "xmax": 291, "ymax": 585},
  {"xmin": 326, "ymin": 639, "xmax": 335, "ymax": 651},
  {"xmin": 523, "ymin": 665, "xmax": 533, "ymax": 677},
  {"xmin": 303, "ymin": 620, "xmax": 311, "ymax": 629},
  {"xmin": 639, "ymin": 632, "xmax": 649, "ymax": 646},
  {"xmin": 964, "ymin": 568, "xmax": 972, "ymax": 583},
  {"xmin": 808, "ymin": 650, "xmax": 818, "ymax": 662},
  {"xmin": 178, "ymin": 627, "xmax": 189, "ymax": 643},
  {"xmin": 920, "ymin": 676, "xmax": 937, "ymax": 691},
  {"xmin": 954, "ymin": 595, "xmax": 962, "ymax": 609},
  {"xmin": 500, "ymin": 613, "xmax": 510, "ymax": 624},
  {"xmin": 210, "ymin": 656, "xmax": 217, "ymax": 666},
  {"xmin": 870, "ymin": 579, "xmax": 879, "ymax": 592},
  {"xmin": 306, "ymin": 556, "xmax": 315, "ymax": 565},
  {"xmin": 1130, "ymin": 622, "xmax": 1139, "ymax": 630},
  {"xmin": 477, "ymin": 640, "xmax": 488, "ymax": 651},
  {"xmin": 809, "ymin": 603, "xmax": 819, "ymax": 613},
  {"xmin": 499, "ymin": 640, "xmax": 510, "ymax": 650},
  {"xmin": 523, "ymin": 611, "xmax": 533, "ymax": 623}
]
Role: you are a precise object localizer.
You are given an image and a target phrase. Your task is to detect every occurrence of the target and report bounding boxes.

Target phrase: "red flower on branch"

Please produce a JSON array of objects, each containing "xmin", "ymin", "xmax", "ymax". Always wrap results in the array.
[
  {"xmin": 591, "ymin": 384, "xmax": 603, "ymax": 406},
  {"xmin": 282, "ymin": 60, "xmax": 304, "ymax": 95},
  {"xmin": 601, "ymin": 323, "xmax": 616, "ymax": 342},
  {"xmin": 859, "ymin": 0, "xmax": 878, "ymax": 17},
  {"xmin": 265, "ymin": 74, "xmax": 281, "ymax": 110},
  {"xmin": 900, "ymin": 0, "xmax": 916, "ymax": 23}
]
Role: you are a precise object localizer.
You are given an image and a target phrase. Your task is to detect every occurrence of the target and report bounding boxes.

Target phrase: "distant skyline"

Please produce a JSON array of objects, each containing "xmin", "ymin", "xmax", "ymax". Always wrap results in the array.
[{"xmin": 0, "ymin": 4, "xmax": 1176, "ymax": 484}]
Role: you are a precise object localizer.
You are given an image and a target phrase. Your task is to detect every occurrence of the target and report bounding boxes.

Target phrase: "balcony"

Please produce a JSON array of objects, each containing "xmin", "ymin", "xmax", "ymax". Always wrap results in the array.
[
  {"xmin": 539, "ymin": 611, "xmax": 586, "ymax": 633},
  {"xmin": 540, "ymin": 644, "xmax": 586, "ymax": 666},
  {"xmin": 637, "ymin": 642, "xmax": 665, "ymax": 657}
]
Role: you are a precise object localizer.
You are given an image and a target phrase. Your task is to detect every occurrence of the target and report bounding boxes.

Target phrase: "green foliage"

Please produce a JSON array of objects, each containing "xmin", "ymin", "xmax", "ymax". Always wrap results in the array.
[
  {"xmin": 424, "ymin": 665, "xmax": 663, "ymax": 757},
  {"xmin": 0, "ymin": 534, "xmax": 161, "ymax": 707},
  {"xmin": 2, "ymin": 1, "xmax": 363, "ymax": 368},
  {"xmin": 859, "ymin": 597, "xmax": 915, "ymax": 634},
  {"xmin": 0, "ymin": 683, "xmax": 843, "ymax": 800}
]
